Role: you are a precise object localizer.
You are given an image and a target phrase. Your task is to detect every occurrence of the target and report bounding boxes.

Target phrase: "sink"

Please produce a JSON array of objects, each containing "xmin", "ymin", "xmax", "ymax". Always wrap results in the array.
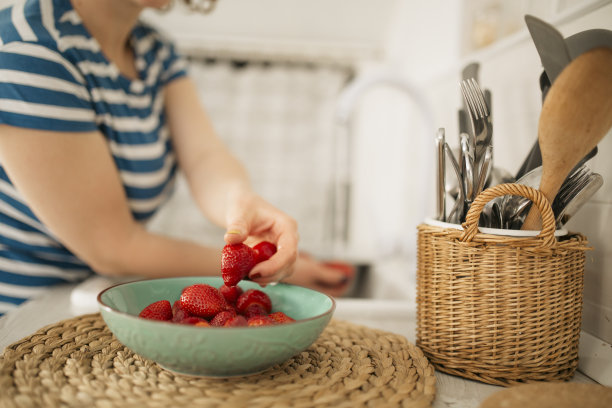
[{"xmin": 342, "ymin": 263, "xmax": 373, "ymax": 298}]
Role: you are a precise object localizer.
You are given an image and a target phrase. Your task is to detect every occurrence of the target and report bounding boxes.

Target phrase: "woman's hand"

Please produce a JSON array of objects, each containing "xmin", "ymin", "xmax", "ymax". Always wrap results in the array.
[
  {"xmin": 223, "ymin": 190, "xmax": 299, "ymax": 286},
  {"xmin": 281, "ymin": 253, "xmax": 355, "ymax": 298},
  {"xmin": 165, "ymin": 77, "xmax": 300, "ymax": 284}
]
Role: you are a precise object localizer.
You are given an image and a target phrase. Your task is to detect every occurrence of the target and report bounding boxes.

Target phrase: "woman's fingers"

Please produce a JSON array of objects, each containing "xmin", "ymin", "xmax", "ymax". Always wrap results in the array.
[{"xmin": 249, "ymin": 235, "xmax": 298, "ymax": 284}]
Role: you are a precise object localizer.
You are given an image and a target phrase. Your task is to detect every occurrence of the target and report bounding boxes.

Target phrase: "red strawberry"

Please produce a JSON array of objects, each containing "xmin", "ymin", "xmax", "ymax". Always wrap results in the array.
[
  {"xmin": 224, "ymin": 315, "xmax": 248, "ymax": 327},
  {"xmin": 247, "ymin": 315, "xmax": 275, "ymax": 326},
  {"xmin": 180, "ymin": 284, "xmax": 228, "ymax": 318},
  {"xmin": 172, "ymin": 300, "xmax": 181, "ymax": 314},
  {"xmin": 244, "ymin": 303, "xmax": 267, "ymax": 318},
  {"xmin": 236, "ymin": 289, "xmax": 272, "ymax": 314},
  {"xmin": 219, "ymin": 284, "xmax": 243, "ymax": 305},
  {"xmin": 139, "ymin": 300, "xmax": 172, "ymax": 321},
  {"xmin": 253, "ymin": 241, "xmax": 277, "ymax": 264},
  {"xmin": 171, "ymin": 300, "xmax": 193, "ymax": 322},
  {"xmin": 210, "ymin": 309, "xmax": 237, "ymax": 327},
  {"xmin": 222, "ymin": 244, "xmax": 256, "ymax": 286},
  {"xmin": 268, "ymin": 311, "xmax": 295, "ymax": 324},
  {"xmin": 179, "ymin": 316, "xmax": 209, "ymax": 325}
]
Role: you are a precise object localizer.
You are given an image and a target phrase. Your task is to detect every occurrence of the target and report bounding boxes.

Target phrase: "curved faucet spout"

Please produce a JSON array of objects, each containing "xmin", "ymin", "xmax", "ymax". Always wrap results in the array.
[
  {"xmin": 332, "ymin": 71, "xmax": 436, "ymax": 256},
  {"xmin": 336, "ymin": 71, "xmax": 436, "ymax": 133}
]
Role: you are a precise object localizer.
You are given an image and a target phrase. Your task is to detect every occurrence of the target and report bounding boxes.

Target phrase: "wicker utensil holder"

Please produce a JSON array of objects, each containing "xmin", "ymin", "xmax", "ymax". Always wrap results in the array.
[{"xmin": 416, "ymin": 183, "xmax": 590, "ymax": 387}]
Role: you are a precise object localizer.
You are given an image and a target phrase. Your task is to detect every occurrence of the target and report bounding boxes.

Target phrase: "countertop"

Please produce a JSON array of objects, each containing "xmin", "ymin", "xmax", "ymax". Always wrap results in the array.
[{"xmin": 0, "ymin": 277, "xmax": 597, "ymax": 408}]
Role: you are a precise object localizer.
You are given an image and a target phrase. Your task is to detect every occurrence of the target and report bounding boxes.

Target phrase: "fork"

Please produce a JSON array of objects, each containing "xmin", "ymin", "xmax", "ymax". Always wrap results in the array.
[{"xmin": 460, "ymin": 78, "xmax": 493, "ymax": 183}]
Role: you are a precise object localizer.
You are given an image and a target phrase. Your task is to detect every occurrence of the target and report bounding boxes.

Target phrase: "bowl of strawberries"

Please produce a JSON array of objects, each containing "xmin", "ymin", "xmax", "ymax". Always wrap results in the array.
[{"xmin": 97, "ymin": 272, "xmax": 335, "ymax": 377}]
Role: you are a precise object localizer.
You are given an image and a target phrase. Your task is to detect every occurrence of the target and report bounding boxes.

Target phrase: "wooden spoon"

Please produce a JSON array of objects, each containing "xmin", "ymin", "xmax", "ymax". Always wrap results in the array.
[{"xmin": 522, "ymin": 47, "xmax": 612, "ymax": 230}]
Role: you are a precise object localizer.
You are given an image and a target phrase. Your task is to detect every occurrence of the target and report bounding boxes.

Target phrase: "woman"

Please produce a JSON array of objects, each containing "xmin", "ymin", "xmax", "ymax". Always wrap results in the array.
[{"xmin": 0, "ymin": 0, "xmax": 351, "ymax": 316}]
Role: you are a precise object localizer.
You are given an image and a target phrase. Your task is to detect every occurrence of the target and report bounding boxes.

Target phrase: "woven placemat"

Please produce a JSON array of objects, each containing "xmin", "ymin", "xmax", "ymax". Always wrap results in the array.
[{"xmin": 0, "ymin": 313, "xmax": 435, "ymax": 408}]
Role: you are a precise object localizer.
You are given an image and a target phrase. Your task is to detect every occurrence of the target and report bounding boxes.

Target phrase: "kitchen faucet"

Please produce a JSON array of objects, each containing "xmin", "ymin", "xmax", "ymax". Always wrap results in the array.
[{"xmin": 331, "ymin": 71, "xmax": 436, "ymax": 257}]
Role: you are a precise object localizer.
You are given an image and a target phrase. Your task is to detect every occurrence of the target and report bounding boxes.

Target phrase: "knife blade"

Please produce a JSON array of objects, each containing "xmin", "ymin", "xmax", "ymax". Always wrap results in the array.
[
  {"xmin": 436, "ymin": 128, "xmax": 446, "ymax": 221},
  {"xmin": 525, "ymin": 14, "xmax": 572, "ymax": 83},
  {"xmin": 517, "ymin": 16, "xmax": 571, "ymax": 181},
  {"xmin": 566, "ymin": 28, "xmax": 612, "ymax": 59}
]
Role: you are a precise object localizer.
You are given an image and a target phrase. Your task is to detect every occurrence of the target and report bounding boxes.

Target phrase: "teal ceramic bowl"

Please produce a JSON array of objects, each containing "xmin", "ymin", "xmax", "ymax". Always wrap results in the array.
[{"xmin": 97, "ymin": 277, "xmax": 335, "ymax": 377}]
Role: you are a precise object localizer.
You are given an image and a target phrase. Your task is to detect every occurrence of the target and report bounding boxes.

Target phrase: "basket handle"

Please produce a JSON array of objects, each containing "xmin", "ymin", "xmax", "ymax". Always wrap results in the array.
[{"xmin": 459, "ymin": 183, "xmax": 557, "ymax": 247}]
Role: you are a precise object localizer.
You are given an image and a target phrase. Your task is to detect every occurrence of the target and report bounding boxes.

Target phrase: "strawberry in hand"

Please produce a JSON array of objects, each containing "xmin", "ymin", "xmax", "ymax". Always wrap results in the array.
[
  {"xmin": 222, "ymin": 243, "xmax": 256, "ymax": 287},
  {"xmin": 252, "ymin": 241, "xmax": 277, "ymax": 264}
]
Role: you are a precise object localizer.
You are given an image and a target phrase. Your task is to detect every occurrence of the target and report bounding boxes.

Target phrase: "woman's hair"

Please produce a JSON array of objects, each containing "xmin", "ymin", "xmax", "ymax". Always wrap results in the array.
[{"xmin": 178, "ymin": 0, "xmax": 218, "ymax": 14}]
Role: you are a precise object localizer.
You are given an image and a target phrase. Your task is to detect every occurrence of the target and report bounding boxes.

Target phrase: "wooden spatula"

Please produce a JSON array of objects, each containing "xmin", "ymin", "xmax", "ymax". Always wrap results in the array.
[{"xmin": 522, "ymin": 47, "xmax": 612, "ymax": 230}]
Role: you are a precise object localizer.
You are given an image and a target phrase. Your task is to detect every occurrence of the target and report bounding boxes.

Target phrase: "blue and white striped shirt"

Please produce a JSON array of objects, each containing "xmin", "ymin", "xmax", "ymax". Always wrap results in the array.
[{"xmin": 0, "ymin": 0, "xmax": 188, "ymax": 315}]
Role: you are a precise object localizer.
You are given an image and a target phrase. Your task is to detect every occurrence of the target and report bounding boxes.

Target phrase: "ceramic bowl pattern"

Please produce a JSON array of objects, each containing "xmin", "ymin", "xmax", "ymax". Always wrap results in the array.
[{"xmin": 97, "ymin": 277, "xmax": 335, "ymax": 377}]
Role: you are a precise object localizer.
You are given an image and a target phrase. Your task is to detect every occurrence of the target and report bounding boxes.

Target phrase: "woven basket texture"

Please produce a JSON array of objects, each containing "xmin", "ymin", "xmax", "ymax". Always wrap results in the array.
[
  {"xmin": 416, "ymin": 184, "xmax": 591, "ymax": 387},
  {"xmin": 0, "ymin": 313, "xmax": 436, "ymax": 408}
]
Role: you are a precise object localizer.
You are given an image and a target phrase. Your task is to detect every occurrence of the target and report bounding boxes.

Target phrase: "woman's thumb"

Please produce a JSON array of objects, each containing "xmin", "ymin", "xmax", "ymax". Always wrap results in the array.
[{"xmin": 224, "ymin": 220, "xmax": 249, "ymax": 244}]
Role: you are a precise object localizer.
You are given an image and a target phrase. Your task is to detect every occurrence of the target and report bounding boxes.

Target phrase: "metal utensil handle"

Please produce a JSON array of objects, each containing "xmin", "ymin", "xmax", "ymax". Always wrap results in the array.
[{"xmin": 459, "ymin": 183, "xmax": 557, "ymax": 247}]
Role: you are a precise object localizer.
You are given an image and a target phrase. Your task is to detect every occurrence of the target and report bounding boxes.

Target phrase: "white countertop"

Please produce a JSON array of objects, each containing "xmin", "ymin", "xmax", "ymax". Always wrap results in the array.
[{"xmin": 0, "ymin": 277, "xmax": 597, "ymax": 408}]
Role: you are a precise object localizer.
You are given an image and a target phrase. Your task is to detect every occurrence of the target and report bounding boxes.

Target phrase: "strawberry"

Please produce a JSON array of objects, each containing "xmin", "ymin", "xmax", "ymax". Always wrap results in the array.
[
  {"xmin": 224, "ymin": 315, "xmax": 248, "ymax": 327},
  {"xmin": 268, "ymin": 311, "xmax": 295, "ymax": 324},
  {"xmin": 236, "ymin": 289, "xmax": 272, "ymax": 314},
  {"xmin": 180, "ymin": 284, "xmax": 228, "ymax": 318},
  {"xmin": 179, "ymin": 316, "xmax": 209, "ymax": 325},
  {"xmin": 219, "ymin": 284, "xmax": 243, "ymax": 305},
  {"xmin": 172, "ymin": 300, "xmax": 182, "ymax": 314},
  {"xmin": 247, "ymin": 315, "xmax": 275, "ymax": 326},
  {"xmin": 210, "ymin": 309, "xmax": 237, "ymax": 327},
  {"xmin": 222, "ymin": 244, "xmax": 256, "ymax": 286},
  {"xmin": 171, "ymin": 300, "xmax": 193, "ymax": 322},
  {"xmin": 195, "ymin": 320, "xmax": 210, "ymax": 327},
  {"xmin": 244, "ymin": 303, "xmax": 267, "ymax": 318},
  {"xmin": 139, "ymin": 300, "xmax": 172, "ymax": 321},
  {"xmin": 253, "ymin": 241, "xmax": 277, "ymax": 264}
]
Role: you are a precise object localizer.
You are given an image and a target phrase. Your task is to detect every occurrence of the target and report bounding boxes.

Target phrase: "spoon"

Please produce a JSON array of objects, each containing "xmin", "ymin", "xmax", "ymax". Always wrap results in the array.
[{"xmin": 522, "ymin": 47, "xmax": 612, "ymax": 230}]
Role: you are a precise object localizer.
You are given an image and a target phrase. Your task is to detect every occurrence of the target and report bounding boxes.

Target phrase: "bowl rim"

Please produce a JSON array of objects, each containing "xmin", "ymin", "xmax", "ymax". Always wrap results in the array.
[{"xmin": 96, "ymin": 277, "xmax": 336, "ymax": 329}]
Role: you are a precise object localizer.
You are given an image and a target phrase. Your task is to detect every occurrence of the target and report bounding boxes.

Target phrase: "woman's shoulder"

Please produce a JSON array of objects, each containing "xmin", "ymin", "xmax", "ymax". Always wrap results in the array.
[{"xmin": 0, "ymin": 0, "xmax": 66, "ymax": 57}]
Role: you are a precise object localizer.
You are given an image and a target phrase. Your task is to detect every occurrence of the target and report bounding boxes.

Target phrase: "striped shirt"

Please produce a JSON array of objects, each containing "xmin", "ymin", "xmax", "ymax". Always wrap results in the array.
[{"xmin": 0, "ymin": 0, "xmax": 188, "ymax": 315}]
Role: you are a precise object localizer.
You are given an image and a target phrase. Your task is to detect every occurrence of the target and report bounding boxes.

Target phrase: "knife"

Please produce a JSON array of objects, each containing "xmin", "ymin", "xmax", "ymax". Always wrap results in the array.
[
  {"xmin": 517, "ymin": 20, "xmax": 605, "ymax": 181},
  {"xmin": 566, "ymin": 28, "xmax": 612, "ymax": 59},
  {"xmin": 525, "ymin": 15, "xmax": 572, "ymax": 83},
  {"xmin": 458, "ymin": 133, "xmax": 475, "ymax": 223},
  {"xmin": 517, "ymin": 16, "xmax": 571, "ymax": 181},
  {"xmin": 436, "ymin": 129, "xmax": 446, "ymax": 221}
]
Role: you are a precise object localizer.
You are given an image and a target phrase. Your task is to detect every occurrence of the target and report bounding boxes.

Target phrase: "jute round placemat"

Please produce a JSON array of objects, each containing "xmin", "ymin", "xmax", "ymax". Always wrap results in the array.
[{"xmin": 0, "ymin": 313, "xmax": 435, "ymax": 408}]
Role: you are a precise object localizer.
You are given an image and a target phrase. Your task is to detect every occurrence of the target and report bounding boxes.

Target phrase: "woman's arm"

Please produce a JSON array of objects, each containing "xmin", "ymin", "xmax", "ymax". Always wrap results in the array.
[
  {"xmin": 164, "ymin": 77, "xmax": 299, "ymax": 284},
  {"xmin": 0, "ymin": 124, "xmax": 221, "ymax": 277}
]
